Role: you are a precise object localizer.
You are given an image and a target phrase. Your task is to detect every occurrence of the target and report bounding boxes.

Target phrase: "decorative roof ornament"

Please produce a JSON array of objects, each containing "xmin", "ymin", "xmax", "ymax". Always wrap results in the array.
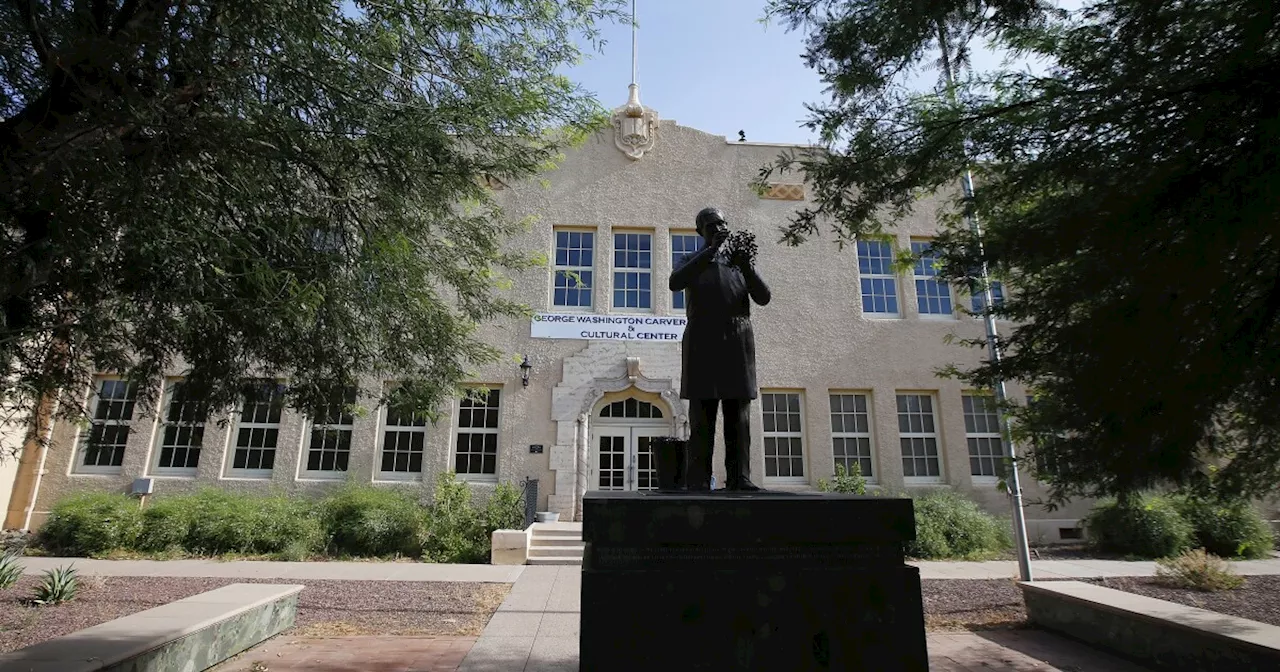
[
  {"xmin": 612, "ymin": 0, "xmax": 658, "ymax": 160},
  {"xmin": 613, "ymin": 84, "xmax": 658, "ymax": 160}
]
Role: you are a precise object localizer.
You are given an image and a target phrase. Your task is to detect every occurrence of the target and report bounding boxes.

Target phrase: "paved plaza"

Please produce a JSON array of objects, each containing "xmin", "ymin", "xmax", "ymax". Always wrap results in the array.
[{"xmin": 27, "ymin": 554, "xmax": 1280, "ymax": 670}]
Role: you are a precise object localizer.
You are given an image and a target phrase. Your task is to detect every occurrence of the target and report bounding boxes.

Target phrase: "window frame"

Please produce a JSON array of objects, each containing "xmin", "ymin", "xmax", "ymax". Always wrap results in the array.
[
  {"xmin": 150, "ymin": 379, "xmax": 210, "ymax": 478},
  {"xmin": 224, "ymin": 379, "xmax": 286, "ymax": 480},
  {"xmin": 377, "ymin": 392, "xmax": 428, "ymax": 482},
  {"xmin": 612, "ymin": 229, "xmax": 654, "ymax": 313},
  {"xmin": 857, "ymin": 239, "xmax": 901, "ymax": 318},
  {"xmin": 911, "ymin": 239, "xmax": 955, "ymax": 319},
  {"xmin": 670, "ymin": 230, "xmax": 704, "ymax": 313},
  {"xmin": 828, "ymin": 391, "xmax": 877, "ymax": 484},
  {"xmin": 453, "ymin": 386, "xmax": 501, "ymax": 481},
  {"xmin": 896, "ymin": 392, "xmax": 945, "ymax": 484},
  {"xmin": 74, "ymin": 375, "xmax": 140, "ymax": 475},
  {"xmin": 963, "ymin": 393, "xmax": 1005, "ymax": 482},
  {"xmin": 551, "ymin": 227, "xmax": 595, "ymax": 311},
  {"xmin": 970, "ymin": 280, "xmax": 1006, "ymax": 316},
  {"xmin": 299, "ymin": 385, "xmax": 358, "ymax": 480},
  {"xmin": 761, "ymin": 390, "xmax": 808, "ymax": 485}
]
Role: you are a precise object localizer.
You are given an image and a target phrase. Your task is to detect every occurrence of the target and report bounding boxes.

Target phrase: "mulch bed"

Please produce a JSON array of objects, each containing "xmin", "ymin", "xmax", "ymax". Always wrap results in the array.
[
  {"xmin": 922, "ymin": 579, "xmax": 1029, "ymax": 630},
  {"xmin": 1088, "ymin": 575, "xmax": 1280, "ymax": 627},
  {"xmin": 0, "ymin": 575, "xmax": 509, "ymax": 653}
]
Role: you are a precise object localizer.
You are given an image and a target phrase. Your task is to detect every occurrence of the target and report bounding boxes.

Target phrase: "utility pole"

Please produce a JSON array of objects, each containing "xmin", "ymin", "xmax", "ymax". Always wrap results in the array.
[{"xmin": 937, "ymin": 22, "xmax": 1034, "ymax": 582}]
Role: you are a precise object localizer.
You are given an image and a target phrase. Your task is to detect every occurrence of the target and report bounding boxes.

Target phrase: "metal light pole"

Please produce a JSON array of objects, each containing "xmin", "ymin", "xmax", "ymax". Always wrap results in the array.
[{"xmin": 938, "ymin": 23, "xmax": 1034, "ymax": 582}]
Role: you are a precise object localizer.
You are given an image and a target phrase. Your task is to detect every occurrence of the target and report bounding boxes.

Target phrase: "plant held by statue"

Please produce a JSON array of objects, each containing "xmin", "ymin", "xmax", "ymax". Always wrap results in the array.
[{"xmin": 724, "ymin": 230, "xmax": 759, "ymax": 268}]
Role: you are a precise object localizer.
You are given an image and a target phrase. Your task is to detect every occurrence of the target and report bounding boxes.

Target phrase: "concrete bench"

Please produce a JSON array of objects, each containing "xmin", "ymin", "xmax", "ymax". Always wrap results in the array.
[
  {"xmin": 0, "ymin": 583, "xmax": 303, "ymax": 672},
  {"xmin": 1020, "ymin": 580, "xmax": 1280, "ymax": 671}
]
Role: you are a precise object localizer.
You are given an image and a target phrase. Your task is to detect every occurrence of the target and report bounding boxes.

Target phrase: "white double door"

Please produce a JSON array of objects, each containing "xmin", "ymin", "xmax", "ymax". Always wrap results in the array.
[{"xmin": 591, "ymin": 424, "xmax": 666, "ymax": 491}]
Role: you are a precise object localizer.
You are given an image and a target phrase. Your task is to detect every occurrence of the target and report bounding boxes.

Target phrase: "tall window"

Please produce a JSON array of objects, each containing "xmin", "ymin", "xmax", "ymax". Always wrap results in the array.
[
  {"xmin": 857, "ymin": 240, "xmax": 899, "ymax": 316},
  {"xmin": 79, "ymin": 378, "xmax": 139, "ymax": 473},
  {"xmin": 671, "ymin": 232, "xmax": 703, "ymax": 311},
  {"xmin": 963, "ymin": 394, "xmax": 1004, "ymax": 479},
  {"xmin": 153, "ymin": 381, "xmax": 209, "ymax": 476},
  {"xmin": 613, "ymin": 231, "xmax": 653, "ymax": 311},
  {"xmin": 380, "ymin": 399, "xmax": 427, "ymax": 479},
  {"xmin": 304, "ymin": 386, "xmax": 357, "ymax": 477},
  {"xmin": 971, "ymin": 281, "xmax": 1005, "ymax": 314},
  {"xmin": 229, "ymin": 380, "xmax": 285, "ymax": 477},
  {"xmin": 897, "ymin": 393, "xmax": 942, "ymax": 482},
  {"xmin": 762, "ymin": 392, "xmax": 806, "ymax": 481},
  {"xmin": 553, "ymin": 229, "xmax": 594, "ymax": 309},
  {"xmin": 830, "ymin": 393, "xmax": 874, "ymax": 481},
  {"xmin": 912, "ymin": 241, "xmax": 953, "ymax": 317},
  {"xmin": 455, "ymin": 389, "xmax": 500, "ymax": 478}
]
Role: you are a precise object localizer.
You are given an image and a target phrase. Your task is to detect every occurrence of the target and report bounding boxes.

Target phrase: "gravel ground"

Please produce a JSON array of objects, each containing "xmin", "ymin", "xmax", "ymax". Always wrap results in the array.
[
  {"xmin": 1090, "ymin": 575, "xmax": 1280, "ymax": 627},
  {"xmin": 921, "ymin": 579, "xmax": 1028, "ymax": 630},
  {"xmin": 0, "ymin": 576, "xmax": 509, "ymax": 653}
]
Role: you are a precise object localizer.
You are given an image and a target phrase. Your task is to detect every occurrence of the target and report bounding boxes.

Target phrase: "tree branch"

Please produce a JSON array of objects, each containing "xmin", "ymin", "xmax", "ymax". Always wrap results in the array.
[{"xmin": 15, "ymin": 0, "xmax": 54, "ymax": 71}]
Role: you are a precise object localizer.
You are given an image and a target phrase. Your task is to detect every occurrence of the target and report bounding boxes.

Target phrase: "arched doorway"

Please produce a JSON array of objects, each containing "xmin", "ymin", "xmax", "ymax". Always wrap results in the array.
[{"xmin": 590, "ymin": 392, "xmax": 672, "ymax": 492}]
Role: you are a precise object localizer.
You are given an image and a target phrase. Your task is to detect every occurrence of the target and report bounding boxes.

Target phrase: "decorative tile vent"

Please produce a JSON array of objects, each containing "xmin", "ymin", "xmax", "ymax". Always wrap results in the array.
[{"xmin": 760, "ymin": 183, "xmax": 805, "ymax": 201}]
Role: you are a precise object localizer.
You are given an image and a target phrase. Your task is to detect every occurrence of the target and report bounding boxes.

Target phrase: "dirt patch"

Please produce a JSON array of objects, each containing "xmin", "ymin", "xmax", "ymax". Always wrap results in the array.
[
  {"xmin": 1089, "ymin": 575, "xmax": 1280, "ymax": 627},
  {"xmin": 922, "ymin": 578, "xmax": 1028, "ymax": 630},
  {"xmin": 0, "ymin": 576, "xmax": 511, "ymax": 653}
]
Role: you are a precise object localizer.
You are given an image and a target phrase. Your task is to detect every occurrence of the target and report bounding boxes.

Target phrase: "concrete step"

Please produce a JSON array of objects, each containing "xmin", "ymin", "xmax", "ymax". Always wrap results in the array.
[
  {"xmin": 527, "ymin": 556, "xmax": 583, "ymax": 566},
  {"xmin": 530, "ymin": 533, "xmax": 583, "ymax": 547},
  {"xmin": 528, "ymin": 545, "xmax": 584, "ymax": 558}
]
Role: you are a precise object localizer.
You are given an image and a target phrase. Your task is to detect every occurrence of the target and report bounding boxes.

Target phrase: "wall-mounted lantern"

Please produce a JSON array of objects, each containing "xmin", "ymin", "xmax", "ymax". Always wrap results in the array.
[{"xmin": 520, "ymin": 355, "xmax": 532, "ymax": 387}]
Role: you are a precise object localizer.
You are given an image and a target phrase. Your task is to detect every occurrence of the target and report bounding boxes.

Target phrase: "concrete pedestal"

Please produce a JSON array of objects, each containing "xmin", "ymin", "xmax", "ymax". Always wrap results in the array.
[{"xmin": 579, "ymin": 491, "xmax": 928, "ymax": 671}]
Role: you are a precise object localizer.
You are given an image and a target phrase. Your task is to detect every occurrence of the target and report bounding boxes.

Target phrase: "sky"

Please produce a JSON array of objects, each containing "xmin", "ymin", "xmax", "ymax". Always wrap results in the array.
[{"xmin": 560, "ymin": 0, "xmax": 1083, "ymax": 146}]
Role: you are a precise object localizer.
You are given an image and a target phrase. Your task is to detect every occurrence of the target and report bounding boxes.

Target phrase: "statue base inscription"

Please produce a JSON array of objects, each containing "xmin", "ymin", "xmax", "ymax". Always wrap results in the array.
[{"xmin": 579, "ymin": 491, "xmax": 929, "ymax": 671}]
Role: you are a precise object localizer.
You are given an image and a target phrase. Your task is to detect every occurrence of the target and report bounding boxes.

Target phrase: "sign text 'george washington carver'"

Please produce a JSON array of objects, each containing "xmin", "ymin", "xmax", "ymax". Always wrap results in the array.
[{"xmin": 530, "ymin": 313, "xmax": 687, "ymax": 341}]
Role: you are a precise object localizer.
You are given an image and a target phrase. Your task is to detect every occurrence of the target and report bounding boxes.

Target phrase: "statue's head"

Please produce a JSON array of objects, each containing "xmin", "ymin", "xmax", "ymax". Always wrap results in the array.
[{"xmin": 695, "ymin": 207, "xmax": 727, "ymax": 238}]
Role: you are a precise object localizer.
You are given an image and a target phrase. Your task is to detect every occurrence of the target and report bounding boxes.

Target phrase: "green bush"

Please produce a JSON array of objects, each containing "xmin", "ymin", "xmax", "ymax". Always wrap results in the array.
[
  {"xmin": 1084, "ymin": 495, "xmax": 1194, "ymax": 558},
  {"xmin": 319, "ymin": 484, "xmax": 427, "ymax": 557},
  {"xmin": 484, "ymin": 481, "xmax": 526, "ymax": 532},
  {"xmin": 182, "ymin": 489, "xmax": 322, "ymax": 559},
  {"xmin": 422, "ymin": 472, "xmax": 488, "ymax": 563},
  {"xmin": 816, "ymin": 463, "xmax": 868, "ymax": 494},
  {"xmin": 39, "ymin": 492, "xmax": 143, "ymax": 557},
  {"xmin": 137, "ymin": 498, "xmax": 197, "ymax": 552},
  {"xmin": 1174, "ymin": 496, "xmax": 1275, "ymax": 560},
  {"xmin": 906, "ymin": 490, "xmax": 1012, "ymax": 560}
]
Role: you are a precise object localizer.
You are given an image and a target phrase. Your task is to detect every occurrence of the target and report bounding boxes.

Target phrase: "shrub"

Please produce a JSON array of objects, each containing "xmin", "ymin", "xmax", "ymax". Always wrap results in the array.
[
  {"xmin": 1174, "ymin": 496, "xmax": 1275, "ymax": 560},
  {"xmin": 0, "ymin": 552, "xmax": 22, "ymax": 589},
  {"xmin": 319, "ymin": 484, "xmax": 427, "ymax": 557},
  {"xmin": 31, "ymin": 565, "xmax": 79, "ymax": 605},
  {"xmin": 39, "ymin": 492, "xmax": 143, "ymax": 557},
  {"xmin": 905, "ymin": 490, "xmax": 1012, "ymax": 560},
  {"xmin": 483, "ymin": 481, "xmax": 526, "ymax": 532},
  {"xmin": 183, "ymin": 489, "xmax": 322, "ymax": 558},
  {"xmin": 816, "ymin": 463, "xmax": 867, "ymax": 495},
  {"xmin": 1155, "ymin": 548, "xmax": 1244, "ymax": 591},
  {"xmin": 136, "ymin": 498, "xmax": 197, "ymax": 552},
  {"xmin": 1084, "ymin": 495, "xmax": 1193, "ymax": 558},
  {"xmin": 422, "ymin": 472, "xmax": 488, "ymax": 564}
]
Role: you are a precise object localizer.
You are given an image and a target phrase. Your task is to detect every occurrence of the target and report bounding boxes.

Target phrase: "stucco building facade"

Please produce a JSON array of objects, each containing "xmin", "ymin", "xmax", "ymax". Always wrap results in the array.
[{"xmin": 3, "ymin": 95, "xmax": 1091, "ymax": 539}]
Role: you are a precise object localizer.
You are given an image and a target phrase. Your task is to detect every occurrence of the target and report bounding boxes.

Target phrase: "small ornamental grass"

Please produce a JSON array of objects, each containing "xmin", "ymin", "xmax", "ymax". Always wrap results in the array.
[
  {"xmin": 1155, "ymin": 548, "xmax": 1244, "ymax": 592},
  {"xmin": 31, "ymin": 565, "xmax": 79, "ymax": 605}
]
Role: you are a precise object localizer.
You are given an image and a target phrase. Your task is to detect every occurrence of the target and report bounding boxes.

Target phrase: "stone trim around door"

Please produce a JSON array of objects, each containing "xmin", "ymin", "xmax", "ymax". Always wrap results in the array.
[{"xmin": 546, "ymin": 347, "xmax": 685, "ymax": 521}]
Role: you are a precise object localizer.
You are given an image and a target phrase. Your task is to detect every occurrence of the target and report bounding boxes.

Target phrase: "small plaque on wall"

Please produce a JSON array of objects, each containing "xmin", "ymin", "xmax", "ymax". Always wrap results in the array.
[{"xmin": 529, "ymin": 444, "xmax": 544, "ymax": 454}]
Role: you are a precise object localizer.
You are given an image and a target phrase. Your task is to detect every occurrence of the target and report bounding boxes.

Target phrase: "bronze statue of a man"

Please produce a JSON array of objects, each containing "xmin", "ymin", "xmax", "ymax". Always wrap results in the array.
[{"xmin": 669, "ymin": 207, "xmax": 772, "ymax": 491}]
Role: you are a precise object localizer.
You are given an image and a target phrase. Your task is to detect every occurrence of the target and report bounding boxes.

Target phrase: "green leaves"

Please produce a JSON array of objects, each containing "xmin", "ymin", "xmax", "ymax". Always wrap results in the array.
[
  {"xmin": 1, "ymin": 1, "xmax": 626, "ymax": 425},
  {"xmin": 768, "ymin": 1, "xmax": 1280, "ymax": 506}
]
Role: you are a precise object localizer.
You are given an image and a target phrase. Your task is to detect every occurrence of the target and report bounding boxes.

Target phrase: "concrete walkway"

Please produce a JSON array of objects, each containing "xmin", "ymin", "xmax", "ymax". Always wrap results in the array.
[
  {"xmin": 19, "ymin": 555, "xmax": 1280, "ymax": 581},
  {"xmin": 457, "ymin": 565, "xmax": 1151, "ymax": 672},
  {"xmin": 17, "ymin": 556, "xmax": 524, "ymax": 582},
  {"xmin": 915, "ymin": 556, "xmax": 1280, "ymax": 579}
]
